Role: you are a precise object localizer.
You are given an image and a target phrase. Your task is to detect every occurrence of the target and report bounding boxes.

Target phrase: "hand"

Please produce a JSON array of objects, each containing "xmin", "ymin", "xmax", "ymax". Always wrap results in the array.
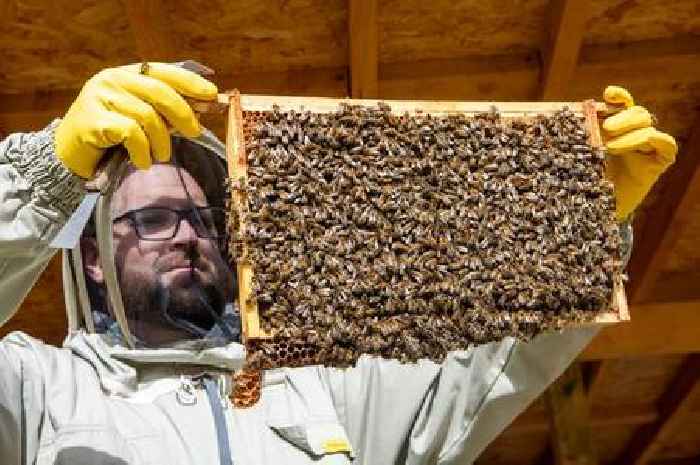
[
  {"xmin": 602, "ymin": 86, "xmax": 678, "ymax": 222},
  {"xmin": 55, "ymin": 63, "xmax": 218, "ymax": 179}
]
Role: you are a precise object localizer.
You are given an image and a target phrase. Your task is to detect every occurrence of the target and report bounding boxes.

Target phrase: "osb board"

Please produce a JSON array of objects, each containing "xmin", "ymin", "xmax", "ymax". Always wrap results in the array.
[
  {"xmin": 590, "ymin": 355, "xmax": 688, "ymax": 407},
  {"xmin": 378, "ymin": 0, "xmax": 549, "ymax": 63},
  {"xmin": 0, "ymin": 0, "xmax": 138, "ymax": 94},
  {"xmin": 227, "ymin": 94, "xmax": 628, "ymax": 341},
  {"xmin": 0, "ymin": 255, "xmax": 66, "ymax": 346},
  {"xmin": 584, "ymin": 0, "xmax": 700, "ymax": 46},
  {"xmin": 163, "ymin": 0, "xmax": 347, "ymax": 75},
  {"xmin": 378, "ymin": 53, "xmax": 542, "ymax": 102}
]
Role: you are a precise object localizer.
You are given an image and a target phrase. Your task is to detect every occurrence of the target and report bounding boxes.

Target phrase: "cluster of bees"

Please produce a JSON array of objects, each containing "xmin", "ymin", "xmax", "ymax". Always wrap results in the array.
[{"xmin": 230, "ymin": 103, "xmax": 622, "ymax": 368}]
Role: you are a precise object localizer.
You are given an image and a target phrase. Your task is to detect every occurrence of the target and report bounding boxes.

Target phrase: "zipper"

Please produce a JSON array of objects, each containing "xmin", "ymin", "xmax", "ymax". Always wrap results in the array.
[{"xmin": 203, "ymin": 375, "xmax": 234, "ymax": 465}]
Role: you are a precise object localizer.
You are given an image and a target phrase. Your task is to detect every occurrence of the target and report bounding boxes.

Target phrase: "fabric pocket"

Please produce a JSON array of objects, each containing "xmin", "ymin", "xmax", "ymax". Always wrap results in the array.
[{"xmin": 264, "ymin": 367, "xmax": 354, "ymax": 462}]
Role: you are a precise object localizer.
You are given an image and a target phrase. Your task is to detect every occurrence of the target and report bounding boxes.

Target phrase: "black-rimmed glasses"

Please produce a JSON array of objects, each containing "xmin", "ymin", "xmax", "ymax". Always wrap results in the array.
[{"xmin": 113, "ymin": 206, "xmax": 226, "ymax": 241}]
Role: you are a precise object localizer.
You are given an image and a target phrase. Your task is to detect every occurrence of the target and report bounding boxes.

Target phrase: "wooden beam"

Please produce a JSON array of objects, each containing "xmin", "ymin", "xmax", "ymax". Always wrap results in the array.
[
  {"xmin": 546, "ymin": 363, "xmax": 597, "ymax": 465},
  {"xmin": 642, "ymin": 269, "xmax": 700, "ymax": 303},
  {"xmin": 616, "ymin": 355, "xmax": 700, "ymax": 465},
  {"xmin": 626, "ymin": 119, "xmax": 700, "ymax": 303},
  {"xmin": 348, "ymin": 0, "xmax": 379, "ymax": 98},
  {"xmin": 646, "ymin": 458, "xmax": 700, "ymax": 465},
  {"xmin": 580, "ymin": 300, "xmax": 700, "ymax": 360},
  {"xmin": 122, "ymin": 0, "xmax": 177, "ymax": 61},
  {"xmin": 540, "ymin": 0, "xmax": 590, "ymax": 100},
  {"xmin": 586, "ymin": 360, "xmax": 617, "ymax": 401},
  {"xmin": 508, "ymin": 402, "xmax": 658, "ymax": 435}
]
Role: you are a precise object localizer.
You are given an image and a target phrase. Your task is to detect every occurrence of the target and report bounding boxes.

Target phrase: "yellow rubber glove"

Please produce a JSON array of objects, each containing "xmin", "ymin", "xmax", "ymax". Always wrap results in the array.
[
  {"xmin": 55, "ymin": 63, "xmax": 218, "ymax": 179},
  {"xmin": 602, "ymin": 86, "xmax": 678, "ymax": 221}
]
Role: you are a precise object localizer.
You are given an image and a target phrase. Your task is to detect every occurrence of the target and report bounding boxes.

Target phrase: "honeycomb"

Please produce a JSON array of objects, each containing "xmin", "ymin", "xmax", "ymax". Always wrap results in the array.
[
  {"xmin": 231, "ymin": 368, "xmax": 262, "ymax": 408},
  {"xmin": 229, "ymin": 103, "xmax": 622, "ymax": 369}
]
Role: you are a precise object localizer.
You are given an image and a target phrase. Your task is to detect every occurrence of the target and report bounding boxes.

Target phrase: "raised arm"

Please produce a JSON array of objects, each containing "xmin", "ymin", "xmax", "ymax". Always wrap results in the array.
[
  {"xmin": 0, "ymin": 62, "xmax": 218, "ymax": 327},
  {"xmin": 0, "ymin": 126, "xmax": 84, "ymax": 325}
]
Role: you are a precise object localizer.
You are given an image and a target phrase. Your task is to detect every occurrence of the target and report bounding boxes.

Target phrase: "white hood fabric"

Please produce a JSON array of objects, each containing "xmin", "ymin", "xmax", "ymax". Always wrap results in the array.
[{"xmin": 0, "ymin": 124, "xmax": 607, "ymax": 465}]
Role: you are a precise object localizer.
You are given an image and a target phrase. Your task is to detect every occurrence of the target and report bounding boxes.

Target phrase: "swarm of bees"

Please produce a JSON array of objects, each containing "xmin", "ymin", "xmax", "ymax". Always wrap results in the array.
[{"xmin": 230, "ymin": 103, "xmax": 622, "ymax": 368}]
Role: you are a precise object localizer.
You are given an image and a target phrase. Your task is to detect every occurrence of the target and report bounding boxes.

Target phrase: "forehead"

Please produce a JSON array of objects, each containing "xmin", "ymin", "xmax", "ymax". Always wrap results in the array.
[{"xmin": 112, "ymin": 164, "xmax": 207, "ymax": 216}]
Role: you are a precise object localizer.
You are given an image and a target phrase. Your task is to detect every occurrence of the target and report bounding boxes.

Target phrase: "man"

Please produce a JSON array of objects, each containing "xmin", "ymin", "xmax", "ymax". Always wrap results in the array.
[
  {"xmin": 82, "ymin": 140, "xmax": 238, "ymax": 349},
  {"xmin": 0, "ymin": 63, "xmax": 677, "ymax": 465}
]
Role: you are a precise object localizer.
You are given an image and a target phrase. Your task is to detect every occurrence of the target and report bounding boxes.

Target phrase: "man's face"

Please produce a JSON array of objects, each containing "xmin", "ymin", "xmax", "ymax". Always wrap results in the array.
[{"xmin": 106, "ymin": 164, "xmax": 233, "ymax": 347}]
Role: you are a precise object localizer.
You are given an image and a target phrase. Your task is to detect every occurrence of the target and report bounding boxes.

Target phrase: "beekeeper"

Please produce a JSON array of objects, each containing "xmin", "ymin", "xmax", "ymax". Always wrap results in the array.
[{"xmin": 0, "ymin": 63, "xmax": 677, "ymax": 465}]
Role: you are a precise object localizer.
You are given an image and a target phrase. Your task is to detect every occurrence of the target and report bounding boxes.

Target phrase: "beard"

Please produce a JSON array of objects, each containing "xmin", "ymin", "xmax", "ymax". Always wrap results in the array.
[{"xmin": 117, "ymin": 247, "xmax": 234, "ymax": 348}]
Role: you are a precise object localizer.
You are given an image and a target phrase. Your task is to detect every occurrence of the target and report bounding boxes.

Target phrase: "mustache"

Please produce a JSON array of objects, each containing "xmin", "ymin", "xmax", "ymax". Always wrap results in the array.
[{"xmin": 155, "ymin": 250, "xmax": 203, "ymax": 273}]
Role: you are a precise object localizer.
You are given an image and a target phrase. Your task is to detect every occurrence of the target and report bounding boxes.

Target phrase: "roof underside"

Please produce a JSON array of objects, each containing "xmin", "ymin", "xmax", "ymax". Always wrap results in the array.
[{"xmin": 1, "ymin": 1, "xmax": 699, "ymax": 464}]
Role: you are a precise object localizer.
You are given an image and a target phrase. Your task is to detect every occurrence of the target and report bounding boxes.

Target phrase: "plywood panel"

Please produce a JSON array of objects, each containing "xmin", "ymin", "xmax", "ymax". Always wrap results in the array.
[
  {"xmin": 0, "ymin": 0, "xmax": 138, "ymax": 93},
  {"xmin": 379, "ymin": 0, "xmax": 549, "ymax": 63},
  {"xmin": 585, "ymin": 0, "xmax": 700, "ymax": 46},
  {"xmin": 164, "ymin": 0, "xmax": 348, "ymax": 76}
]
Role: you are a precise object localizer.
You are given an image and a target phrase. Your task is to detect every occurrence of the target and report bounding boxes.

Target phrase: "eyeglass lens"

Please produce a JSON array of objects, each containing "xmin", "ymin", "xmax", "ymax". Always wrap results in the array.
[{"xmin": 130, "ymin": 207, "xmax": 224, "ymax": 240}]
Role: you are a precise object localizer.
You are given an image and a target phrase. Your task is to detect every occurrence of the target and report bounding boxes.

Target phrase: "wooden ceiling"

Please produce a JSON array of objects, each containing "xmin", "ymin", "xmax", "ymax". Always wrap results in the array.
[{"xmin": 1, "ymin": 1, "xmax": 699, "ymax": 464}]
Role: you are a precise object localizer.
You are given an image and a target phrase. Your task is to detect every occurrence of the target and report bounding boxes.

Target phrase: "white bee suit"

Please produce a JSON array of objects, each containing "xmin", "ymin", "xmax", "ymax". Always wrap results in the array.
[{"xmin": 0, "ymin": 124, "xmax": 602, "ymax": 465}]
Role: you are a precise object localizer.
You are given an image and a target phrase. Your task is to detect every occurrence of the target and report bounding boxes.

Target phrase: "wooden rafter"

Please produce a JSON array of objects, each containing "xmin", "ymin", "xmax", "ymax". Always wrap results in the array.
[
  {"xmin": 626, "ymin": 119, "xmax": 700, "ymax": 303},
  {"xmin": 540, "ymin": 0, "xmax": 590, "ymax": 100},
  {"xmin": 509, "ymin": 402, "xmax": 658, "ymax": 435},
  {"xmin": 616, "ymin": 355, "xmax": 700, "ymax": 465},
  {"xmin": 580, "ymin": 299, "xmax": 700, "ymax": 360},
  {"xmin": 122, "ymin": 0, "xmax": 176, "ymax": 61},
  {"xmin": 585, "ymin": 359, "xmax": 617, "ymax": 400},
  {"xmin": 348, "ymin": 0, "xmax": 379, "ymax": 98},
  {"xmin": 545, "ymin": 364, "xmax": 598, "ymax": 465}
]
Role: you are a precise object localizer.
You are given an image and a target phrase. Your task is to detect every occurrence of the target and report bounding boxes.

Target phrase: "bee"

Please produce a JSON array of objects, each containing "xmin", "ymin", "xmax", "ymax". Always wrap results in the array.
[{"xmin": 240, "ymin": 105, "xmax": 618, "ymax": 368}]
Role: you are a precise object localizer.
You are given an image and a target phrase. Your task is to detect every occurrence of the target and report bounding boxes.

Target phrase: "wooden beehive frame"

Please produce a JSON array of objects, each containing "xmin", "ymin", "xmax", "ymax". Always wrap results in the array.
[{"xmin": 216, "ymin": 91, "xmax": 629, "ymax": 342}]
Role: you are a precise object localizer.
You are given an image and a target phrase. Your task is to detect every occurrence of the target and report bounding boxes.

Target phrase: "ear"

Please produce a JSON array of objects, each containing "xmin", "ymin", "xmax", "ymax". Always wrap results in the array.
[{"xmin": 80, "ymin": 237, "xmax": 104, "ymax": 284}]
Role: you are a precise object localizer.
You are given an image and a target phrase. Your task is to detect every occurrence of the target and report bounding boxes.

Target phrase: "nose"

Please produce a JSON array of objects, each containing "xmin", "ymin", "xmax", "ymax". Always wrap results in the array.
[{"xmin": 172, "ymin": 216, "xmax": 199, "ymax": 245}]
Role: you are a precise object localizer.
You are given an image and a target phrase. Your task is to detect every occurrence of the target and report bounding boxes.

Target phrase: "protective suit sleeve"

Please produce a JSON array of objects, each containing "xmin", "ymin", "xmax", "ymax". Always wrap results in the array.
[
  {"xmin": 408, "ymin": 328, "xmax": 598, "ymax": 464},
  {"xmin": 0, "ymin": 122, "xmax": 85, "ymax": 326},
  {"xmin": 321, "ymin": 327, "xmax": 597, "ymax": 465}
]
